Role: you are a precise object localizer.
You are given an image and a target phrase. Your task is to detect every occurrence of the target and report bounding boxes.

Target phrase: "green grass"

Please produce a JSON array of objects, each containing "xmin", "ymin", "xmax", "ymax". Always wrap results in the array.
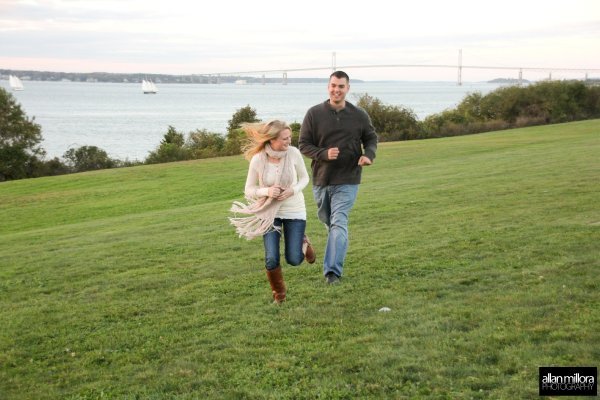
[{"xmin": 1, "ymin": 120, "xmax": 599, "ymax": 399}]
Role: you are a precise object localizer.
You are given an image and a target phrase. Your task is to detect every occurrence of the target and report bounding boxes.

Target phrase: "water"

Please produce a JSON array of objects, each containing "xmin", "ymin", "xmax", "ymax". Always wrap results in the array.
[{"xmin": 1, "ymin": 80, "xmax": 506, "ymax": 161}]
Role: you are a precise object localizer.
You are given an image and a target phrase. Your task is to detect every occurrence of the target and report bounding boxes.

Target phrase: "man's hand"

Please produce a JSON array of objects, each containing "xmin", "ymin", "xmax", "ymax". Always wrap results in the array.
[
  {"xmin": 327, "ymin": 147, "xmax": 340, "ymax": 160},
  {"xmin": 358, "ymin": 156, "xmax": 372, "ymax": 166}
]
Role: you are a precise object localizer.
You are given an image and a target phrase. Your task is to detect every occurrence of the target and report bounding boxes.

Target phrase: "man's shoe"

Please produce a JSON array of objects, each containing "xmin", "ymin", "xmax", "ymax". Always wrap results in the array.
[
  {"xmin": 325, "ymin": 272, "xmax": 340, "ymax": 285},
  {"xmin": 303, "ymin": 235, "xmax": 316, "ymax": 264}
]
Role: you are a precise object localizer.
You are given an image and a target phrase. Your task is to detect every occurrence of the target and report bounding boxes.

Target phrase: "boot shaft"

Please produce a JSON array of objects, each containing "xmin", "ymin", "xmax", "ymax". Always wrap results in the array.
[{"xmin": 266, "ymin": 266, "xmax": 286, "ymax": 303}]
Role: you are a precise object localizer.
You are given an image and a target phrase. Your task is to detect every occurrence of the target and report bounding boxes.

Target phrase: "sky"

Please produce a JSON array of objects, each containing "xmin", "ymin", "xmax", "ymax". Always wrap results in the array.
[{"xmin": 1, "ymin": 0, "xmax": 599, "ymax": 81}]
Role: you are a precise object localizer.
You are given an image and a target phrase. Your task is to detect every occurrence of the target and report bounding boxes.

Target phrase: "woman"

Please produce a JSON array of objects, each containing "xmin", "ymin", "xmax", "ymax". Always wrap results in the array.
[{"xmin": 230, "ymin": 120, "xmax": 315, "ymax": 304}]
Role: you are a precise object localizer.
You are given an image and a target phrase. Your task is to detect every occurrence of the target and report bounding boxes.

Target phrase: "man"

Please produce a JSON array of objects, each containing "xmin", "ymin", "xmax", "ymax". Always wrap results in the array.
[{"xmin": 299, "ymin": 71, "xmax": 378, "ymax": 284}]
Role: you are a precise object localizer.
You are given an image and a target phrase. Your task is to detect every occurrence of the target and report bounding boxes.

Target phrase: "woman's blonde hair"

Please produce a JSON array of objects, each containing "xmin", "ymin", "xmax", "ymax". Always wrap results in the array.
[{"xmin": 241, "ymin": 120, "xmax": 291, "ymax": 160}]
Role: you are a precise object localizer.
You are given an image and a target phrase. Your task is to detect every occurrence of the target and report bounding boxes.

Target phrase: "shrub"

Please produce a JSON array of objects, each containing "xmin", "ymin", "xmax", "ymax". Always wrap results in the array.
[
  {"xmin": 227, "ymin": 105, "xmax": 259, "ymax": 133},
  {"xmin": 223, "ymin": 128, "xmax": 246, "ymax": 156},
  {"xmin": 355, "ymin": 93, "xmax": 421, "ymax": 141},
  {"xmin": 422, "ymin": 80, "xmax": 600, "ymax": 138},
  {"xmin": 31, "ymin": 157, "xmax": 70, "ymax": 177},
  {"xmin": 146, "ymin": 143, "xmax": 190, "ymax": 164},
  {"xmin": 290, "ymin": 122, "xmax": 301, "ymax": 147},
  {"xmin": 187, "ymin": 129, "xmax": 226, "ymax": 159},
  {"xmin": 146, "ymin": 126, "xmax": 190, "ymax": 164},
  {"xmin": 161, "ymin": 125, "xmax": 185, "ymax": 146},
  {"xmin": 63, "ymin": 146, "xmax": 117, "ymax": 172}
]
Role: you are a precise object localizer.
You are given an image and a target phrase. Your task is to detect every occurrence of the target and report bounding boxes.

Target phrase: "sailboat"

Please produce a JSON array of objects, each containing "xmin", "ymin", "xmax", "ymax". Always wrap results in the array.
[
  {"xmin": 9, "ymin": 75, "xmax": 24, "ymax": 91},
  {"xmin": 142, "ymin": 79, "xmax": 158, "ymax": 94}
]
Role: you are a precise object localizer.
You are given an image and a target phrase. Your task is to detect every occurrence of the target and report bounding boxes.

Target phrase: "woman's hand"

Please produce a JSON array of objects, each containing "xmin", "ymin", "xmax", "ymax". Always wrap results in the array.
[
  {"xmin": 276, "ymin": 188, "xmax": 294, "ymax": 201},
  {"xmin": 267, "ymin": 185, "xmax": 282, "ymax": 198}
]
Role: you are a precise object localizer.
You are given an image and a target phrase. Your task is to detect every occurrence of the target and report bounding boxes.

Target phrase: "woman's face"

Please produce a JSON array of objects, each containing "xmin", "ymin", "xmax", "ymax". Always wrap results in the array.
[{"xmin": 269, "ymin": 128, "xmax": 292, "ymax": 151}]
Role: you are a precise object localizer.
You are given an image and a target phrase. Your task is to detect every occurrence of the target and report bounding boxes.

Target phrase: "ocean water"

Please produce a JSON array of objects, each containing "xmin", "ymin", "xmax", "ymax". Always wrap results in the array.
[{"xmin": 1, "ymin": 80, "xmax": 506, "ymax": 161}]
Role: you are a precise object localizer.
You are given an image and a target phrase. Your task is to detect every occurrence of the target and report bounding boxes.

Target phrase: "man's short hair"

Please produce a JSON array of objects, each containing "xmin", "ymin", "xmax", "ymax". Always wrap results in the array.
[{"xmin": 330, "ymin": 70, "xmax": 349, "ymax": 82}]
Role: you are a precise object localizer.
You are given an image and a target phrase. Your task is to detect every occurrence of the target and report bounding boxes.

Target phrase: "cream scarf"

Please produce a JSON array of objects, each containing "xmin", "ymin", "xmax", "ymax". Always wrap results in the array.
[{"xmin": 229, "ymin": 144, "xmax": 295, "ymax": 240}]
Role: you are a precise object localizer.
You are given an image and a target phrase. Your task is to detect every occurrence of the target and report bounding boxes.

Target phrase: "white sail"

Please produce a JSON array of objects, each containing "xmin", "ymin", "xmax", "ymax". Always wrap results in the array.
[
  {"xmin": 142, "ymin": 79, "xmax": 157, "ymax": 94},
  {"xmin": 9, "ymin": 75, "xmax": 24, "ymax": 91}
]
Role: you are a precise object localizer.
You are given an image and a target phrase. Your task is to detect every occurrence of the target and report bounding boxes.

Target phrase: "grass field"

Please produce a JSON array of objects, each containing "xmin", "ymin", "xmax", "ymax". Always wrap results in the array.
[{"xmin": 1, "ymin": 120, "xmax": 598, "ymax": 399}]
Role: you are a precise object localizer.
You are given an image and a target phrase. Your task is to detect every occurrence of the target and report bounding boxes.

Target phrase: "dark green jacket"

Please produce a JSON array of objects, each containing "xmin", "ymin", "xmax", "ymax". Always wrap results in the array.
[{"xmin": 299, "ymin": 100, "xmax": 378, "ymax": 186}]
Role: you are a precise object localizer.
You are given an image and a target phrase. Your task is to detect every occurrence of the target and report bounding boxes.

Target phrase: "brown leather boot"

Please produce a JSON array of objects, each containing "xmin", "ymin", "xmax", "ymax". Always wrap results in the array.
[
  {"xmin": 303, "ymin": 235, "xmax": 316, "ymax": 264},
  {"xmin": 266, "ymin": 266, "xmax": 286, "ymax": 304}
]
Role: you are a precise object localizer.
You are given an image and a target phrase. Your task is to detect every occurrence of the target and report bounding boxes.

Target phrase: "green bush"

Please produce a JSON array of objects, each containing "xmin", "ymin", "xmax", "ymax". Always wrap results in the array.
[
  {"xmin": 31, "ymin": 157, "xmax": 71, "ymax": 177},
  {"xmin": 187, "ymin": 129, "xmax": 226, "ymax": 159},
  {"xmin": 422, "ymin": 80, "xmax": 600, "ymax": 138},
  {"xmin": 355, "ymin": 93, "xmax": 421, "ymax": 141},
  {"xmin": 146, "ymin": 126, "xmax": 191, "ymax": 164},
  {"xmin": 161, "ymin": 125, "xmax": 185, "ymax": 146},
  {"xmin": 290, "ymin": 122, "xmax": 301, "ymax": 147},
  {"xmin": 222, "ymin": 128, "xmax": 246, "ymax": 156},
  {"xmin": 227, "ymin": 105, "xmax": 259, "ymax": 133},
  {"xmin": 63, "ymin": 146, "xmax": 117, "ymax": 172},
  {"xmin": 146, "ymin": 143, "xmax": 190, "ymax": 164}
]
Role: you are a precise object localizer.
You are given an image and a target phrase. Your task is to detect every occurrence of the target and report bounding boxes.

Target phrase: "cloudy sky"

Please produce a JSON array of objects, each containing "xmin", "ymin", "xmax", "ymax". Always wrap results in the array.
[{"xmin": 1, "ymin": 0, "xmax": 599, "ymax": 81}]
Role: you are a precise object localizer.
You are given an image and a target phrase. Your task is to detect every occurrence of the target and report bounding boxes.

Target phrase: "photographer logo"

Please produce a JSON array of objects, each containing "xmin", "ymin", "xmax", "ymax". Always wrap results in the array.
[{"xmin": 539, "ymin": 367, "xmax": 597, "ymax": 396}]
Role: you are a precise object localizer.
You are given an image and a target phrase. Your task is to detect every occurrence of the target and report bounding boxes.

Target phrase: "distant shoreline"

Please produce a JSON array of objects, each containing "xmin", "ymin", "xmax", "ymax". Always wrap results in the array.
[
  {"xmin": 0, "ymin": 68, "xmax": 555, "ymax": 85},
  {"xmin": 487, "ymin": 78, "xmax": 531, "ymax": 84},
  {"xmin": 0, "ymin": 69, "xmax": 332, "ymax": 84}
]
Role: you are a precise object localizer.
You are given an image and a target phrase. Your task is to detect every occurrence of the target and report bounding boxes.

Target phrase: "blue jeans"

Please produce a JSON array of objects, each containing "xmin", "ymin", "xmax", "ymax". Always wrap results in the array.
[
  {"xmin": 263, "ymin": 218, "xmax": 306, "ymax": 270},
  {"xmin": 312, "ymin": 184, "xmax": 359, "ymax": 278}
]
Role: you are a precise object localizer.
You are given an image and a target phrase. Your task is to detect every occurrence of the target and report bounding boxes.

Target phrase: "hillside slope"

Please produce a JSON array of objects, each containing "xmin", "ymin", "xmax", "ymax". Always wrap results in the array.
[{"xmin": 1, "ymin": 121, "xmax": 598, "ymax": 399}]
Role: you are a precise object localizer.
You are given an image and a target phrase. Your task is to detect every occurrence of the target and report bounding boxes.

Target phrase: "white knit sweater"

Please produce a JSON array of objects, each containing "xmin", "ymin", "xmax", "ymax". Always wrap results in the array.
[{"xmin": 244, "ymin": 146, "xmax": 309, "ymax": 220}]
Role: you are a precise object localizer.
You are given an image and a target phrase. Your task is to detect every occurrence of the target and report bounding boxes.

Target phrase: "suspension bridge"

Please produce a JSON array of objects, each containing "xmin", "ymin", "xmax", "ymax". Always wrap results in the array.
[{"xmin": 199, "ymin": 51, "xmax": 600, "ymax": 86}]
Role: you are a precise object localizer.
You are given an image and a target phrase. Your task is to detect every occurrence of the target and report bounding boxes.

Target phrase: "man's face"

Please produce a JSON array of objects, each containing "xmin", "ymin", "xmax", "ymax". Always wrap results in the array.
[{"xmin": 328, "ymin": 76, "xmax": 349, "ymax": 105}]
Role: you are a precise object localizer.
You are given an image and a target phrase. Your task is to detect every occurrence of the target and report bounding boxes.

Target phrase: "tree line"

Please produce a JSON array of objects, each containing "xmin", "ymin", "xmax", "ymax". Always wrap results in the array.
[{"xmin": 1, "ymin": 80, "xmax": 599, "ymax": 182}]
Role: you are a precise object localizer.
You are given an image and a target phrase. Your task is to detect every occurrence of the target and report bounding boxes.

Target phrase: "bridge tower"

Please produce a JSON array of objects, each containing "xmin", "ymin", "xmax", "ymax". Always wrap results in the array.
[
  {"xmin": 332, "ymin": 52, "xmax": 337, "ymax": 72},
  {"xmin": 519, "ymin": 68, "xmax": 523, "ymax": 86},
  {"xmin": 457, "ymin": 49, "xmax": 463, "ymax": 86}
]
